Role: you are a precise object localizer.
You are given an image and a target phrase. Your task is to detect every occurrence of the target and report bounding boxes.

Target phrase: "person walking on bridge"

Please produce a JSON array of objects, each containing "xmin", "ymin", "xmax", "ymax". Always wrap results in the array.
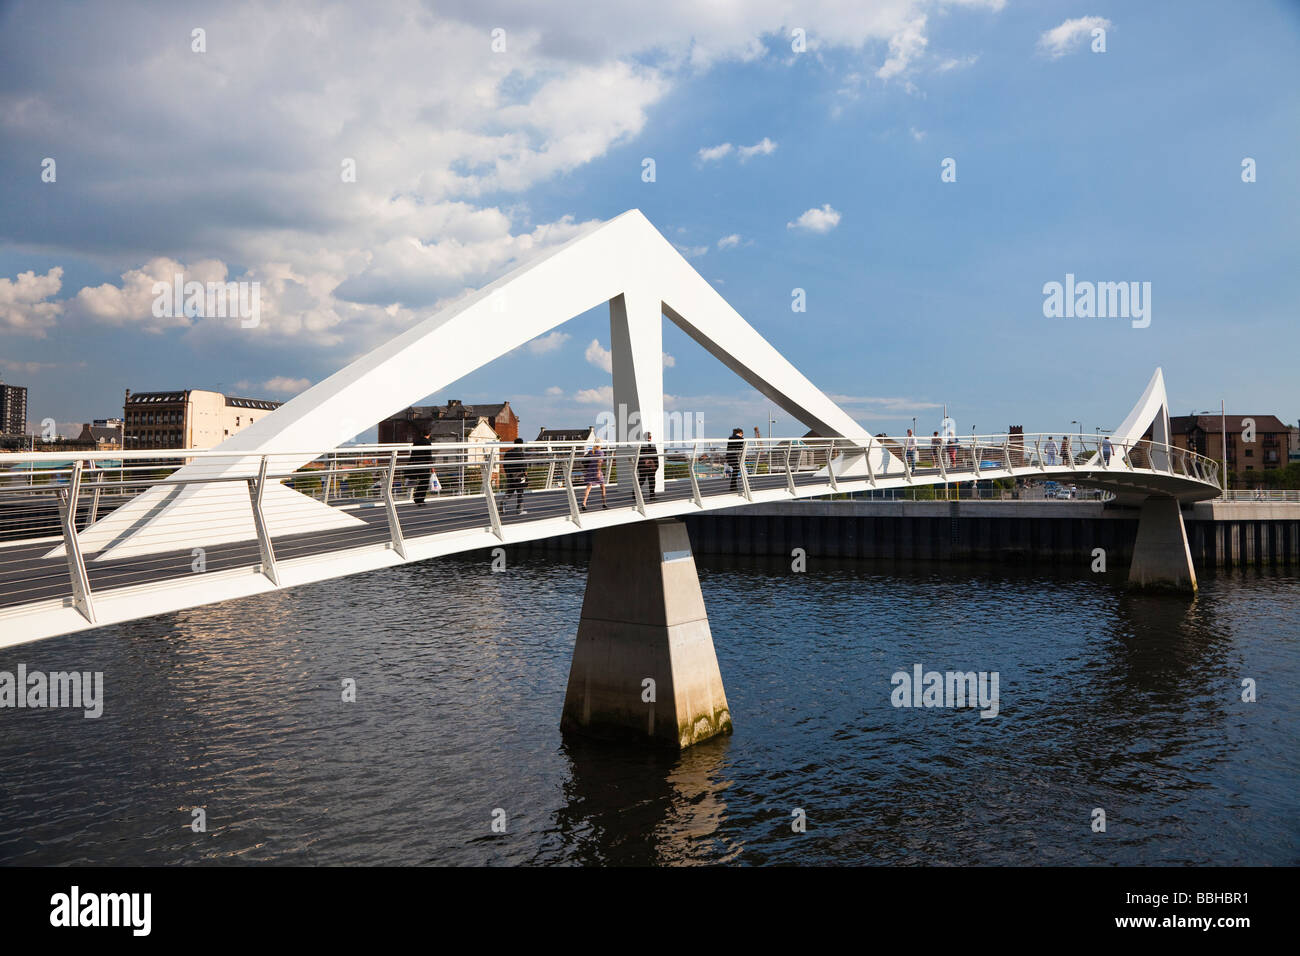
[
  {"xmin": 1102, "ymin": 435, "xmax": 1113, "ymax": 467},
  {"xmin": 581, "ymin": 440, "xmax": 607, "ymax": 510},
  {"xmin": 1060, "ymin": 434, "xmax": 1071, "ymax": 466},
  {"xmin": 727, "ymin": 427, "xmax": 745, "ymax": 492},
  {"xmin": 638, "ymin": 431, "xmax": 659, "ymax": 501},
  {"xmin": 410, "ymin": 429, "xmax": 434, "ymax": 506},
  {"xmin": 904, "ymin": 429, "xmax": 917, "ymax": 471},
  {"xmin": 931, "ymin": 431, "xmax": 941, "ymax": 468},
  {"xmin": 501, "ymin": 437, "xmax": 528, "ymax": 514},
  {"xmin": 1045, "ymin": 436, "xmax": 1058, "ymax": 467}
]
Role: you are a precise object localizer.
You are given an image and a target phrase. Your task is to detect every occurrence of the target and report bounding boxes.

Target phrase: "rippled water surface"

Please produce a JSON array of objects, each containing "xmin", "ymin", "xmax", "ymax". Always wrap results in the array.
[{"xmin": 1, "ymin": 553, "xmax": 1296, "ymax": 865}]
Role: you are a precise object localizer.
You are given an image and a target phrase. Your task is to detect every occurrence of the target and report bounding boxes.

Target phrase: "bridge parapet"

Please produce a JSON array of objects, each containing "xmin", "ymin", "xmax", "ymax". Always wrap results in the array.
[{"xmin": 0, "ymin": 432, "xmax": 1221, "ymax": 646}]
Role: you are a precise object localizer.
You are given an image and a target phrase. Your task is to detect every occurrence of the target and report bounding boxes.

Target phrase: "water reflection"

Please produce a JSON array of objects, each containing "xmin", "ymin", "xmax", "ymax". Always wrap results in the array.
[{"xmin": 543, "ymin": 734, "xmax": 737, "ymax": 865}]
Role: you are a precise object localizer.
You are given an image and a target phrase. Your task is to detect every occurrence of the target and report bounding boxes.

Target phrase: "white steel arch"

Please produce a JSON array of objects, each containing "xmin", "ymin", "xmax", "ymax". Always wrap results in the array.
[{"xmin": 61, "ymin": 209, "xmax": 892, "ymax": 560}]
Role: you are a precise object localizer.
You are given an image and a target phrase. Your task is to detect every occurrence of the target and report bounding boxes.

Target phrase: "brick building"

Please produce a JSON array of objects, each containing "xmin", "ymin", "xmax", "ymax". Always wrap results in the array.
[
  {"xmin": 379, "ymin": 400, "xmax": 518, "ymax": 444},
  {"xmin": 1168, "ymin": 413, "xmax": 1291, "ymax": 478}
]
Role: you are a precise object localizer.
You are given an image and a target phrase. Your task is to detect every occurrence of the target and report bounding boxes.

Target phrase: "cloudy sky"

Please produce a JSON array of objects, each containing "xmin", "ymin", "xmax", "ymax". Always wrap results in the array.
[{"xmin": 1, "ymin": 0, "xmax": 1297, "ymax": 440}]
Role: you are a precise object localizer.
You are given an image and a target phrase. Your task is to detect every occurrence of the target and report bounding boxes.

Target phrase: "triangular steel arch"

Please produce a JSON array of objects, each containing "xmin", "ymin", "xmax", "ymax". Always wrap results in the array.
[{"xmin": 65, "ymin": 209, "xmax": 890, "ymax": 560}]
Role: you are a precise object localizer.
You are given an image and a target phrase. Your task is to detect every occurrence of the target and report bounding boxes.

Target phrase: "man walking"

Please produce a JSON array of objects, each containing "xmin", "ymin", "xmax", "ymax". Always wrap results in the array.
[
  {"xmin": 501, "ymin": 437, "xmax": 528, "ymax": 514},
  {"xmin": 727, "ymin": 427, "xmax": 745, "ymax": 492},
  {"xmin": 638, "ymin": 431, "xmax": 659, "ymax": 500},
  {"xmin": 410, "ymin": 429, "xmax": 433, "ymax": 506}
]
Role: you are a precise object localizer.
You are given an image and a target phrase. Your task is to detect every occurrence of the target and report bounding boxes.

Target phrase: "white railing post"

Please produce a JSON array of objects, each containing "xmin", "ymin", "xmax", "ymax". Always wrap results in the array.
[
  {"xmin": 630, "ymin": 442, "xmax": 646, "ymax": 516},
  {"xmin": 689, "ymin": 441, "xmax": 703, "ymax": 507},
  {"xmin": 57, "ymin": 460, "xmax": 96, "ymax": 624},
  {"xmin": 544, "ymin": 443, "xmax": 556, "ymax": 491},
  {"xmin": 247, "ymin": 455, "xmax": 279, "ymax": 586},
  {"xmin": 562, "ymin": 449, "xmax": 581, "ymax": 527},
  {"xmin": 88, "ymin": 467, "xmax": 102, "ymax": 527},
  {"xmin": 483, "ymin": 447, "xmax": 503, "ymax": 540},
  {"xmin": 1034, "ymin": 438, "xmax": 1044, "ymax": 472},
  {"xmin": 936, "ymin": 440, "xmax": 946, "ymax": 481},
  {"xmin": 826, "ymin": 439, "xmax": 838, "ymax": 491},
  {"xmin": 382, "ymin": 449, "xmax": 407, "ymax": 559},
  {"xmin": 784, "ymin": 442, "xmax": 797, "ymax": 496},
  {"xmin": 739, "ymin": 439, "xmax": 753, "ymax": 500},
  {"xmin": 1003, "ymin": 437, "xmax": 1012, "ymax": 474},
  {"xmin": 864, "ymin": 442, "xmax": 876, "ymax": 487}
]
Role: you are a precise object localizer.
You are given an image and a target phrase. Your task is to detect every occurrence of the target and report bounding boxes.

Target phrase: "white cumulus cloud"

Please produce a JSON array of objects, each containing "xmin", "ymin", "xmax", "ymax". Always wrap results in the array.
[
  {"xmin": 737, "ymin": 137, "xmax": 778, "ymax": 160},
  {"xmin": 234, "ymin": 376, "xmax": 312, "ymax": 396},
  {"xmin": 575, "ymin": 385, "xmax": 614, "ymax": 405},
  {"xmin": 1038, "ymin": 17, "xmax": 1112, "ymax": 59},
  {"xmin": 700, "ymin": 138, "xmax": 776, "ymax": 164},
  {"xmin": 0, "ymin": 267, "xmax": 63, "ymax": 335},
  {"xmin": 877, "ymin": 16, "xmax": 928, "ymax": 80},
  {"xmin": 787, "ymin": 204, "xmax": 842, "ymax": 233},
  {"xmin": 527, "ymin": 330, "xmax": 570, "ymax": 354},
  {"xmin": 585, "ymin": 338, "xmax": 613, "ymax": 373},
  {"xmin": 0, "ymin": 0, "xmax": 1004, "ymax": 357}
]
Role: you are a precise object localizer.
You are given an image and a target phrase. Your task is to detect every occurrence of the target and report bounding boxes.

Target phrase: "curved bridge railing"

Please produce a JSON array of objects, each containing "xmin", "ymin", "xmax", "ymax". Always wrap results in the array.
[{"xmin": 0, "ymin": 432, "xmax": 1220, "ymax": 645}]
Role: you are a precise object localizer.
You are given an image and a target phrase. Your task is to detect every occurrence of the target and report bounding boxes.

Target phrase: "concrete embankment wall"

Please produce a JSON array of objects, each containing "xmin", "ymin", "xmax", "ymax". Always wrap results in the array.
[{"xmin": 505, "ymin": 500, "xmax": 1300, "ymax": 569}]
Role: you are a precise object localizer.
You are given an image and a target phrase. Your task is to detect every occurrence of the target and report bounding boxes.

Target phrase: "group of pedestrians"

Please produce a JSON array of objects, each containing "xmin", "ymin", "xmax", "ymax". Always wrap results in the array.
[
  {"xmin": 904, "ymin": 428, "xmax": 959, "ymax": 470},
  {"xmin": 405, "ymin": 426, "xmax": 1130, "ymax": 514},
  {"xmin": 579, "ymin": 433, "xmax": 663, "ymax": 510}
]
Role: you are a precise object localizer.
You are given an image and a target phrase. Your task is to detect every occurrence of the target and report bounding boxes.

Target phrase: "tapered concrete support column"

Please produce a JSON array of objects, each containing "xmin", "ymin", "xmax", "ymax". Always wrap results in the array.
[
  {"xmin": 1128, "ymin": 495, "xmax": 1198, "ymax": 591},
  {"xmin": 562, "ymin": 518, "xmax": 732, "ymax": 748}
]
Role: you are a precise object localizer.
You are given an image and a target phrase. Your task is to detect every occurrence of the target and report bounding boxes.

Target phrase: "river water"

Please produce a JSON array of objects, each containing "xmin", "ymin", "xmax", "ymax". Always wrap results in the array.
[{"xmin": 1, "ymin": 553, "xmax": 1296, "ymax": 866}]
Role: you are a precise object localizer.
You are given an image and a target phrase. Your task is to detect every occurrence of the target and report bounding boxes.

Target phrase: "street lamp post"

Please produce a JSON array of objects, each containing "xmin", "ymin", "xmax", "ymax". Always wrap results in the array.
[
  {"xmin": 767, "ymin": 408, "xmax": 777, "ymax": 472},
  {"xmin": 1221, "ymin": 399, "xmax": 1227, "ymax": 495}
]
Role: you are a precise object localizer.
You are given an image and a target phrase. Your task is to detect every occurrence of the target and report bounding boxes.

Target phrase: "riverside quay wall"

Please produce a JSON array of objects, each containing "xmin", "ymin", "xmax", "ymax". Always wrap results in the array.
[{"xmin": 504, "ymin": 499, "xmax": 1300, "ymax": 569}]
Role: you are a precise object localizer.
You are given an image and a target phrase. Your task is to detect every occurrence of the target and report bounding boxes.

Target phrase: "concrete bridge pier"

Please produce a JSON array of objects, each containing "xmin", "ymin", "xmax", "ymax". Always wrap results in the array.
[
  {"xmin": 561, "ymin": 518, "xmax": 732, "ymax": 748},
  {"xmin": 1127, "ymin": 495, "xmax": 1198, "ymax": 592}
]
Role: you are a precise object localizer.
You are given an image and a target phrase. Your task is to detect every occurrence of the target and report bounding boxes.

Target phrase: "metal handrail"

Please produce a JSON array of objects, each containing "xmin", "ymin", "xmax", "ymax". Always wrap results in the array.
[{"xmin": 0, "ymin": 432, "xmax": 1222, "ymax": 627}]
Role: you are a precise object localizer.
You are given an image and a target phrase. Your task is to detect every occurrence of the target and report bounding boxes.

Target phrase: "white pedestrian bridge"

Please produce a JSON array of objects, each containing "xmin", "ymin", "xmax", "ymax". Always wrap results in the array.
[{"xmin": 0, "ymin": 210, "xmax": 1220, "ymax": 650}]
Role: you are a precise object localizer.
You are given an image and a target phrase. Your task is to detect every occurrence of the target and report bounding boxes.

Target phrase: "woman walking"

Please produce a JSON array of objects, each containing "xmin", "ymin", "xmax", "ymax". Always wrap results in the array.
[{"xmin": 581, "ymin": 440, "xmax": 607, "ymax": 509}]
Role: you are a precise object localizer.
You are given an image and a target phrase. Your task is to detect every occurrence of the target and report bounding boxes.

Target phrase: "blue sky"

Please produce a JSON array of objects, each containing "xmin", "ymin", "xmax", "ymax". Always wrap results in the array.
[{"xmin": 1, "ymin": 0, "xmax": 1297, "ymax": 441}]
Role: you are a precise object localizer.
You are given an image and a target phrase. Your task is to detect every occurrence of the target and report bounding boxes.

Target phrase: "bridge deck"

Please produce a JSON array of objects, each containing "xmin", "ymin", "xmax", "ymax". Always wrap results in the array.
[
  {"xmin": 0, "ymin": 433, "xmax": 1222, "ymax": 647},
  {"xmin": 0, "ymin": 471, "xmax": 830, "ymax": 612}
]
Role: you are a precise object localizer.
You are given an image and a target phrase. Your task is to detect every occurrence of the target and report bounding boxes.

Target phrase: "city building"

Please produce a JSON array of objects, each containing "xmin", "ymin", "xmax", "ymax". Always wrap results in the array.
[
  {"xmin": 123, "ymin": 389, "xmax": 282, "ymax": 450},
  {"xmin": 76, "ymin": 418, "xmax": 124, "ymax": 450},
  {"xmin": 534, "ymin": 427, "xmax": 596, "ymax": 445},
  {"xmin": 378, "ymin": 400, "xmax": 518, "ymax": 444},
  {"xmin": 428, "ymin": 419, "xmax": 498, "ymax": 463},
  {"xmin": 0, "ymin": 378, "xmax": 28, "ymax": 436},
  {"xmin": 1168, "ymin": 413, "xmax": 1292, "ymax": 476}
]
